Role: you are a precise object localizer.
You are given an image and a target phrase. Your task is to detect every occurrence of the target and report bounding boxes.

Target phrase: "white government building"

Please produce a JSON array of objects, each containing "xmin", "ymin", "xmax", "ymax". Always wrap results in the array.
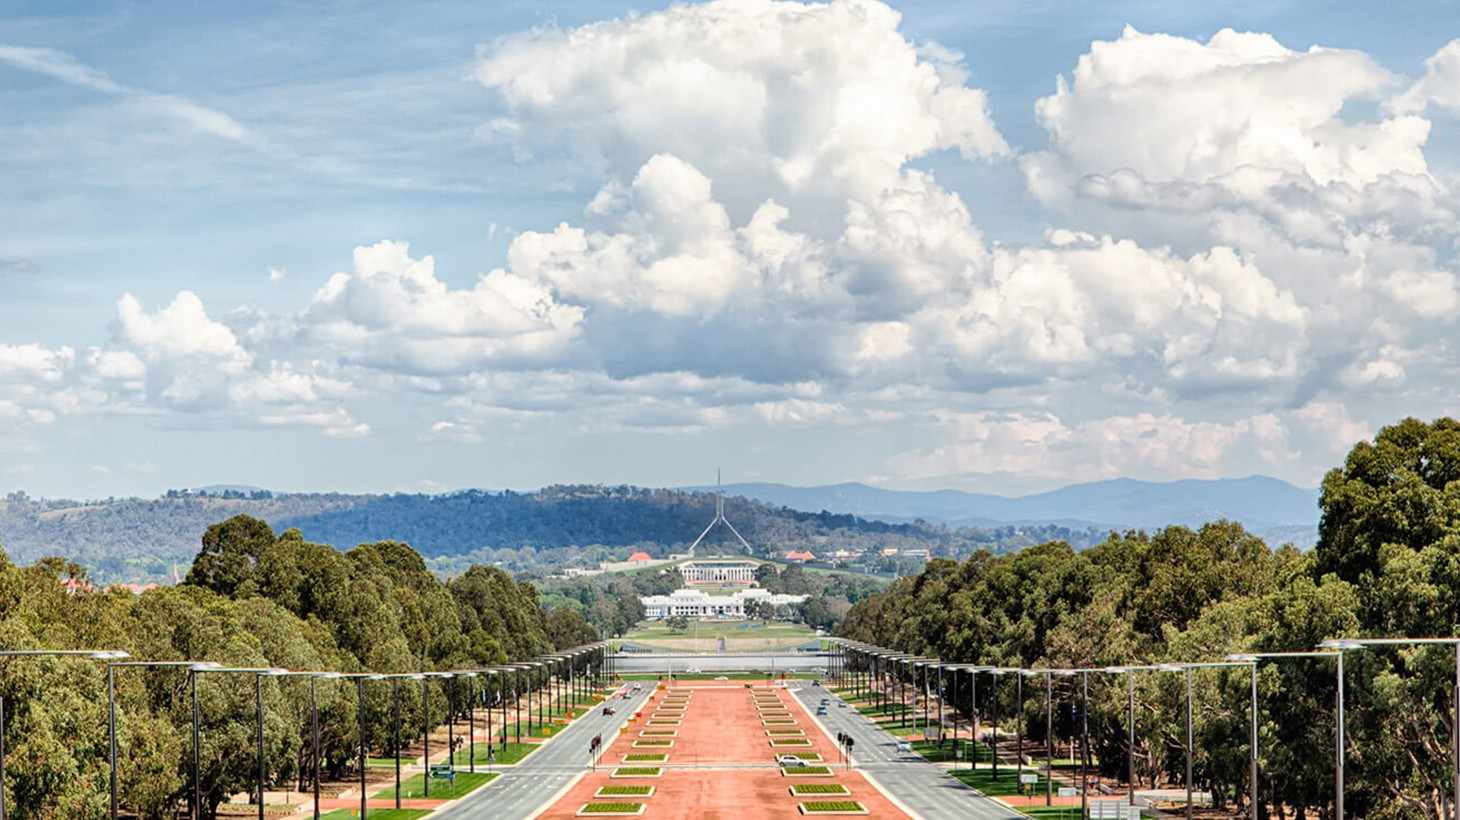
[
  {"xmin": 641, "ymin": 587, "xmax": 809, "ymax": 620},
  {"xmin": 677, "ymin": 559, "xmax": 758, "ymax": 585}
]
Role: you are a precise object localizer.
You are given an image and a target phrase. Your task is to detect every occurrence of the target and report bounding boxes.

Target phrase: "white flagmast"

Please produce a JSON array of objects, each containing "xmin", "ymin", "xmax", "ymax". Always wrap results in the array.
[{"xmin": 688, "ymin": 469, "xmax": 754, "ymax": 556}]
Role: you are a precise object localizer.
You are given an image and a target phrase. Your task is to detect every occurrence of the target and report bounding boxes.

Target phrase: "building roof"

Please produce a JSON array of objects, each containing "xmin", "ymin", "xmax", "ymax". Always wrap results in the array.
[
  {"xmin": 627, "ymin": 551, "xmax": 653, "ymax": 562},
  {"xmin": 785, "ymin": 550, "xmax": 816, "ymax": 561}
]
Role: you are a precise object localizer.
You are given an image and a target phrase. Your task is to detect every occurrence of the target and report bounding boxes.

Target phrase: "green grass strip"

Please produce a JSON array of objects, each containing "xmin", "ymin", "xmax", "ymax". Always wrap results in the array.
[
  {"xmin": 580, "ymin": 802, "xmax": 643, "ymax": 813},
  {"xmin": 791, "ymin": 784, "xmax": 851, "ymax": 795},
  {"xmin": 369, "ymin": 770, "xmax": 497, "ymax": 800},
  {"xmin": 782, "ymin": 765, "xmax": 832, "ymax": 775},
  {"xmin": 800, "ymin": 801, "xmax": 865, "ymax": 812},
  {"xmin": 597, "ymin": 785, "xmax": 654, "ymax": 796}
]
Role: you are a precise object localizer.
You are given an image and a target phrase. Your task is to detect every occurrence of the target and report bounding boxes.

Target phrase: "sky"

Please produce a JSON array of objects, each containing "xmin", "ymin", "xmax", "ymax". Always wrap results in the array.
[{"xmin": 1, "ymin": 0, "xmax": 1458, "ymax": 500}]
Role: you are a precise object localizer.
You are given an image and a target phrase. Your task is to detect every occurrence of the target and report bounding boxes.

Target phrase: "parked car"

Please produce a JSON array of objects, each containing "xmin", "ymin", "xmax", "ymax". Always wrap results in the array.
[
  {"xmin": 777, "ymin": 755, "xmax": 807, "ymax": 767},
  {"xmin": 713, "ymin": 675, "xmax": 729, "ymax": 681},
  {"xmin": 685, "ymin": 668, "xmax": 702, "ymax": 673}
]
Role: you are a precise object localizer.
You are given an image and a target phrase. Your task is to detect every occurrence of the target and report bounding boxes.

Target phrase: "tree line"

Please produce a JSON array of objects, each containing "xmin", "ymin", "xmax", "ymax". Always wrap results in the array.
[
  {"xmin": 836, "ymin": 416, "xmax": 1460, "ymax": 820},
  {"xmin": 0, "ymin": 515, "xmax": 598, "ymax": 818}
]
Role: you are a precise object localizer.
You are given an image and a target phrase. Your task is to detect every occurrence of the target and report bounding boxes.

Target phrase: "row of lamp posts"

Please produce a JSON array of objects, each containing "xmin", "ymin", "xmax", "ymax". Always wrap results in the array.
[
  {"xmin": 1, "ymin": 641, "xmax": 614, "ymax": 818},
  {"xmin": 830, "ymin": 636, "xmax": 1460, "ymax": 820}
]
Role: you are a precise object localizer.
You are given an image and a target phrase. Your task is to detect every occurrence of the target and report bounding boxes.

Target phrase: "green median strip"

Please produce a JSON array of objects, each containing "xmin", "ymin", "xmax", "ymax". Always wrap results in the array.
[{"xmin": 370, "ymin": 770, "xmax": 498, "ymax": 800}]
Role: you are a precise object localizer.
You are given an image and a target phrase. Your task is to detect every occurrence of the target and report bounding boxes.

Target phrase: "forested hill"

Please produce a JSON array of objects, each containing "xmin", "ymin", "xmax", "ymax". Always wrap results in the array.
[{"xmin": 0, "ymin": 485, "xmax": 1076, "ymax": 583}]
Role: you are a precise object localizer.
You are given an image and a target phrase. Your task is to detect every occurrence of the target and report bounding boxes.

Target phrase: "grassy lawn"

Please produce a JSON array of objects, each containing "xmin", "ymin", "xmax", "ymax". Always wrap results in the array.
[
  {"xmin": 319, "ymin": 805, "xmax": 432, "ymax": 811},
  {"xmin": 367, "ymin": 756, "xmax": 413, "ymax": 767},
  {"xmin": 949, "ymin": 767, "xmax": 1052, "ymax": 797},
  {"xmin": 910, "ymin": 739, "xmax": 993, "ymax": 763},
  {"xmin": 1015, "ymin": 807, "xmax": 1085, "ymax": 820},
  {"xmin": 371, "ymin": 770, "xmax": 497, "ymax": 800},
  {"xmin": 469, "ymin": 741, "xmax": 538, "ymax": 765}
]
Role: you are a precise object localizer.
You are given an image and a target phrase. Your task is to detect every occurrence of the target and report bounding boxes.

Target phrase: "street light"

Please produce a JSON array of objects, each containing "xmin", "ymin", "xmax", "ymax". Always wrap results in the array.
[
  {"xmin": 189, "ymin": 665, "xmax": 284, "ymax": 820},
  {"xmin": 265, "ymin": 670, "xmax": 341, "ymax": 819},
  {"xmin": 107, "ymin": 659, "xmax": 216, "ymax": 820},
  {"xmin": 1021, "ymin": 669, "xmax": 1061, "ymax": 807},
  {"xmin": 1226, "ymin": 651, "xmax": 1344, "ymax": 820},
  {"xmin": 0, "ymin": 648, "xmax": 128, "ymax": 820},
  {"xmin": 1103, "ymin": 665, "xmax": 1165, "ymax": 811},
  {"xmin": 1317, "ymin": 637, "xmax": 1456, "ymax": 820},
  {"xmin": 1158, "ymin": 661, "xmax": 1249, "ymax": 820}
]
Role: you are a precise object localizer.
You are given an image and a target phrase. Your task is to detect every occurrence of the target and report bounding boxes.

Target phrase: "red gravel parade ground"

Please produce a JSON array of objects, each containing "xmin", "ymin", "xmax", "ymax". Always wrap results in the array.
[{"xmin": 536, "ymin": 682, "xmax": 910, "ymax": 818}]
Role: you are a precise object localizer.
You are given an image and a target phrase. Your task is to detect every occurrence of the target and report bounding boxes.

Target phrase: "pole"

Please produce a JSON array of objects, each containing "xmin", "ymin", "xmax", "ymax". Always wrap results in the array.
[
  {"xmin": 0, "ymin": 694, "xmax": 5, "ymax": 820},
  {"xmin": 1045, "ymin": 673, "xmax": 1053, "ymax": 806},
  {"xmin": 422, "ymin": 675, "xmax": 431, "ymax": 799},
  {"xmin": 1128, "ymin": 672, "xmax": 1137, "ymax": 808},
  {"xmin": 1249, "ymin": 664, "xmax": 1258, "ymax": 820},
  {"xmin": 1336, "ymin": 653, "xmax": 1344, "ymax": 820},
  {"xmin": 515, "ymin": 668, "xmax": 523, "ymax": 743},
  {"xmin": 1453, "ymin": 643, "xmax": 1459, "ymax": 820},
  {"xmin": 968, "ymin": 669, "xmax": 976, "ymax": 772},
  {"xmin": 469, "ymin": 675, "xmax": 476, "ymax": 773},
  {"xmin": 256, "ymin": 673, "xmax": 265, "ymax": 820},
  {"xmin": 192, "ymin": 669, "xmax": 201, "ymax": 820},
  {"xmin": 356, "ymin": 678, "xmax": 367, "ymax": 820},
  {"xmin": 447, "ymin": 676, "xmax": 456, "ymax": 769},
  {"xmin": 312, "ymin": 677, "xmax": 322, "ymax": 819},
  {"xmin": 1185, "ymin": 668, "xmax": 1193, "ymax": 820},
  {"xmin": 1016, "ymin": 672, "xmax": 1024, "ymax": 787},
  {"xmin": 393, "ymin": 679, "xmax": 402, "ymax": 811},
  {"xmin": 109, "ymin": 666, "xmax": 118, "ymax": 819},
  {"xmin": 1081, "ymin": 671, "xmax": 1089, "ymax": 819},
  {"xmin": 992, "ymin": 672, "xmax": 1000, "ymax": 780}
]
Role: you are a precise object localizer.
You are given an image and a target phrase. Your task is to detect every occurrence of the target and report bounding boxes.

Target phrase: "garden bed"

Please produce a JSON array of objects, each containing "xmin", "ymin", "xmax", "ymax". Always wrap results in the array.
[
  {"xmin": 766, "ymin": 728, "xmax": 806, "ymax": 735},
  {"xmin": 790, "ymin": 784, "xmax": 851, "ymax": 796},
  {"xmin": 622, "ymin": 753, "xmax": 668, "ymax": 762},
  {"xmin": 594, "ymin": 785, "xmax": 655, "ymax": 798},
  {"xmin": 632, "ymin": 739, "xmax": 674, "ymax": 747},
  {"xmin": 797, "ymin": 800, "xmax": 867, "ymax": 815},
  {"xmin": 577, "ymin": 802, "xmax": 646, "ymax": 815},
  {"xmin": 610, "ymin": 767, "xmax": 663, "ymax": 778},
  {"xmin": 639, "ymin": 730, "xmax": 678, "ymax": 737},
  {"xmin": 769, "ymin": 738, "xmax": 813, "ymax": 746}
]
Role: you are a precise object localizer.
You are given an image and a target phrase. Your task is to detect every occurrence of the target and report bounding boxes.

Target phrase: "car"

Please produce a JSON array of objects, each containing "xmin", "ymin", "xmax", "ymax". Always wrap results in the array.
[
  {"xmin": 895, "ymin": 739, "xmax": 913, "ymax": 753},
  {"xmin": 815, "ymin": 706, "xmax": 828, "ymax": 715},
  {"xmin": 632, "ymin": 683, "xmax": 642, "ymax": 691},
  {"xmin": 713, "ymin": 675, "xmax": 729, "ymax": 681},
  {"xmin": 777, "ymin": 755, "xmax": 807, "ymax": 767},
  {"xmin": 685, "ymin": 668, "xmax": 702, "ymax": 674},
  {"xmin": 811, "ymin": 680, "xmax": 821, "ymax": 687},
  {"xmin": 602, "ymin": 707, "xmax": 616, "ymax": 716}
]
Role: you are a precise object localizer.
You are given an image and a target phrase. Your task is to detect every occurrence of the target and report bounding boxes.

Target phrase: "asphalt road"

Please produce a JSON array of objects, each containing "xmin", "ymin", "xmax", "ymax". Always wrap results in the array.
[
  {"xmin": 789, "ymin": 684, "xmax": 1025, "ymax": 820},
  {"xmin": 429, "ymin": 685, "xmax": 655, "ymax": 820}
]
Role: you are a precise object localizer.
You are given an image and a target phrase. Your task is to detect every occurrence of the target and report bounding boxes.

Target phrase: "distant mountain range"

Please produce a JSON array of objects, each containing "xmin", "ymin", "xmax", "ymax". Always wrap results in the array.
[
  {"xmin": 687, "ymin": 476, "xmax": 1320, "ymax": 545},
  {"xmin": 0, "ymin": 476, "xmax": 1321, "ymax": 584}
]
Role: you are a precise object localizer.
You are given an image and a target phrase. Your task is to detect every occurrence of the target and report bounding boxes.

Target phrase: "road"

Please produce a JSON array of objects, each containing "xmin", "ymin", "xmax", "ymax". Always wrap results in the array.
[
  {"xmin": 429, "ymin": 686, "xmax": 655, "ymax": 820},
  {"xmin": 613, "ymin": 651, "xmax": 830, "ymax": 673},
  {"xmin": 789, "ymin": 683, "xmax": 1025, "ymax": 820}
]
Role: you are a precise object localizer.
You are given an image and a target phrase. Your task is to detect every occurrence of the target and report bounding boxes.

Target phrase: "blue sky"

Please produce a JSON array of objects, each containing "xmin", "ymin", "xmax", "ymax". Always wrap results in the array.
[{"xmin": 2, "ymin": 0, "xmax": 1457, "ymax": 499}]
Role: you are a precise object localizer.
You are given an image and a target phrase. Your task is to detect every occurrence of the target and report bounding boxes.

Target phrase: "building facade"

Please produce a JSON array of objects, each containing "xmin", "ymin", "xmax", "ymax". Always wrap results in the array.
[
  {"xmin": 640, "ymin": 587, "xmax": 808, "ymax": 620},
  {"xmin": 677, "ymin": 559, "xmax": 758, "ymax": 585}
]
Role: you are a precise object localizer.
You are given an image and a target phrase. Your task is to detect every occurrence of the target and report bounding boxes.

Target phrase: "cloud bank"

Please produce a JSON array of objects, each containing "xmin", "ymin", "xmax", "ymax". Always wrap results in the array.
[{"xmin": 5, "ymin": 3, "xmax": 1459, "ymax": 490}]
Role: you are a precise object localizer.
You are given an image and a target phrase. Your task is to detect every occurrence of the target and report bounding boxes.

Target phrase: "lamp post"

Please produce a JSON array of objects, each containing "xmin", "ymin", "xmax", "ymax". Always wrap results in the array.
[
  {"xmin": 191, "ymin": 666, "xmax": 286, "ymax": 820},
  {"xmin": 265, "ymin": 670, "xmax": 341, "ymax": 819},
  {"xmin": 1317, "ymin": 637, "xmax": 1460, "ymax": 820},
  {"xmin": 1103, "ymin": 665, "xmax": 1164, "ymax": 810},
  {"xmin": 376, "ymin": 673, "xmax": 421, "ymax": 811},
  {"xmin": 1226, "ymin": 651, "xmax": 1344, "ymax": 820},
  {"xmin": 1158, "ymin": 661, "xmax": 1249, "ymax": 820},
  {"xmin": 106, "ymin": 659, "xmax": 209, "ymax": 819},
  {"xmin": 1021, "ymin": 669, "xmax": 1059, "ymax": 807},
  {"xmin": 0, "ymin": 648, "xmax": 128, "ymax": 820}
]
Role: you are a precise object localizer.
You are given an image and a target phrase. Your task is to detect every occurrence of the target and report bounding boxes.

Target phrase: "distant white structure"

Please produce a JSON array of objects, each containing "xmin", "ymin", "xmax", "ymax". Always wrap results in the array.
[
  {"xmin": 678, "ymin": 559, "xmax": 758, "ymax": 585},
  {"xmin": 689, "ymin": 470, "xmax": 753, "ymax": 555},
  {"xmin": 641, "ymin": 588, "xmax": 808, "ymax": 620}
]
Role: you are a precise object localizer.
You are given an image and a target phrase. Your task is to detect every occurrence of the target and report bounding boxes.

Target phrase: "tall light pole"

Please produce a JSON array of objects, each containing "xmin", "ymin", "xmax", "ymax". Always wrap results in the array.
[
  {"xmin": 0, "ymin": 648, "xmax": 128, "ymax": 820},
  {"xmin": 1158, "ymin": 661, "xmax": 1249, "ymax": 820},
  {"xmin": 265, "ymin": 670, "xmax": 340, "ymax": 819},
  {"xmin": 1021, "ymin": 669, "xmax": 1059, "ymax": 806},
  {"xmin": 191, "ymin": 666, "xmax": 286, "ymax": 820},
  {"xmin": 1317, "ymin": 637, "xmax": 1460, "ymax": 820},
  {"xmin": 106, "ymin": 659, "xmax": 210, "ymax": 820},
  {"xmin": 1226, "ymin": 651, "xmax": 1344, "ymax": 820},
  {"xmin": 1103, "ymin": 665, "xmax": 1164, "ymax": 810}
]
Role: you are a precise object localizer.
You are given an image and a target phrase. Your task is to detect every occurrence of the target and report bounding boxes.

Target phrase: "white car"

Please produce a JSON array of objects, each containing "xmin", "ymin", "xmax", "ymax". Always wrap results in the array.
[
  {"xmin": 685, "ymin": 668, "xmax": 702, "ymax": 673},
  {"xmin": 895, "ymin": 740, "xmax": 913, "ymax": 753},
  {"xmin": 777, "ymin": 755, "xmax": 808, "ymax": 767},
  {"xmin": 713, "ymin": 675, "xmax": 729, "ymax": 681}
]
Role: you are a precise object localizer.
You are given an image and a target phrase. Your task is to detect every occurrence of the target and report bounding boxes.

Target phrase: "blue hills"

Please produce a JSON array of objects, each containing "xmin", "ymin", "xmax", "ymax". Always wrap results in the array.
[{"xmin": 687, "ymin": 475, "xmax": 1321, "ymax": 546}]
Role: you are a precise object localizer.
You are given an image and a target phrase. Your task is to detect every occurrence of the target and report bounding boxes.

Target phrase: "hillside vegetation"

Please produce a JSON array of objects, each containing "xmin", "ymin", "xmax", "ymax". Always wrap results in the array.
[
  {"xmin": 838, "ymin": 416, "xmax": 1460, "ymax": 819},
  {"xmin": 0, "ymin": 486, "xmax": 1088, "ymax": 583}
]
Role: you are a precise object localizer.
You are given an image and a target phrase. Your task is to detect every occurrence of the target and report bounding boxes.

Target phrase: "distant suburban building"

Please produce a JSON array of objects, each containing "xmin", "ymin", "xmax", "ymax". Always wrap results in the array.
[
  {"xmin": 640, "ymin": 588, "xmax": 808, "ymax": 620},
  {"xmin": 678, "ymin": 559, "xmax": 758, "ymax": 585}
]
